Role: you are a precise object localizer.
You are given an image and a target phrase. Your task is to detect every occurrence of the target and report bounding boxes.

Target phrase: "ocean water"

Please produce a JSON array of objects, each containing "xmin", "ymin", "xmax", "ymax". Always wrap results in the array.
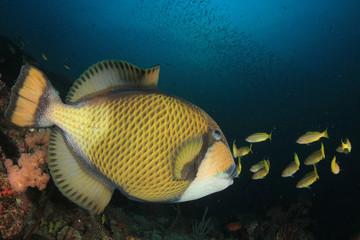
[{"xmin": 0, "ymin": 0, "xmax": 360, "ymax": 239}]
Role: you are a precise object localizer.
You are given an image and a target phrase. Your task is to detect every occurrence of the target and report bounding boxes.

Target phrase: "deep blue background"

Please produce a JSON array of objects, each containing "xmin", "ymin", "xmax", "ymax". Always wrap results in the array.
[{"xmin": 1, "ymin": 0, "xmax": 360, "ymax": 239}]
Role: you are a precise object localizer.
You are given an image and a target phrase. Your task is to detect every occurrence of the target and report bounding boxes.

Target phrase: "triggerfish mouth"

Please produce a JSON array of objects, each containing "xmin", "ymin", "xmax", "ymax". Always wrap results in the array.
[{"xmin": 5, "ymin": 60, "xmax": 236, "ymax": 214}]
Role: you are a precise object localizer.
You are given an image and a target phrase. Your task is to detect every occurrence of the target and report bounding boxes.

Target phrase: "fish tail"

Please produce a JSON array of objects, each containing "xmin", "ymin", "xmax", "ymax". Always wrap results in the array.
[
  {"xmin": 268, "ymin": 131, "xmax": 272, "ymax": 141},
  {"xmin": 232, "ymin": 140, "xmax": 238, "ymax": 158},
  {"xmin": 294, "ymin": 152, "xmax": 300, "ymax": 167},
  {"xmin": 320, "ymin": 142, "xmax": 325, "ymax": 158},
  {"xmin": 5, "ymin": 65, "xmax": 62, "ymax": 127},
  {"xmin": 323, "ymin": 128, "xmax": 329, "ymax": 138},
  {"xmin": 249, "ymin": 143, "xmax": 253, "ymax": 153},
  {"xmin": 314, "ymin": 165, "xmax": 319, "ymax": 179}
]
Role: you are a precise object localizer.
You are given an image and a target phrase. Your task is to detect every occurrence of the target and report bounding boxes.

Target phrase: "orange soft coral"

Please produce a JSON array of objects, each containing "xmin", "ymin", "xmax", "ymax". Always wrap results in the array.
[
  {"xmin": 25, "ymin": 128, "xmax": 51, "ymax": 153},
  {"xmin": 4, "ymin": 150, "xmax": 50, "ymax": 192}
]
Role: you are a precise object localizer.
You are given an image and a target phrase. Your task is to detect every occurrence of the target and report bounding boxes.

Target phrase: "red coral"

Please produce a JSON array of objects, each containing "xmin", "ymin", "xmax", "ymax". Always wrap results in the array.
[{"xmin": 5, "ymin": 150, "xmax": 50, "ymax": 192}]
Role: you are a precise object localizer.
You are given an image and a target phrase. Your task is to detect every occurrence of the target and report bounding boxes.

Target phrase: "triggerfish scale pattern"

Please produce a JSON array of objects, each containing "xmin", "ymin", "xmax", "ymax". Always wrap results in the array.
[{"xmin": 5, "ymin": 60, "xmax": 236, "ymax": 214}]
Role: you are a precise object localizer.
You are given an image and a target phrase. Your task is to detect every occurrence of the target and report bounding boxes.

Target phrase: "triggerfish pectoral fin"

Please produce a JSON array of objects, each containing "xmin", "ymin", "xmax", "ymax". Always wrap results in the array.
[
  {"xmin": 48, "ymin": 129, "xmax": 114, "ymax": 214},
  {"xmin": 172, "ymin": 136, "xmax": 203, "ymax": 180}
]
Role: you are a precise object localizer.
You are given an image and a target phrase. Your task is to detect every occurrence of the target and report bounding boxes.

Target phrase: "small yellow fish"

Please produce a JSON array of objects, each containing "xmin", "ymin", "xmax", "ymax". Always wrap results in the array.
[
  {"xmin": 296, "ymin": 128, "xmax": 329, "ymax": 144},
  {"xmin": 233, "ymin": 140, "xmax": 252, "ymax": 158},
  {"xmin": 42, "ymin": 52, "xmax": 48, "ymax": 61},
  {"xmin": 252, "ymin": 159, "xmax": 270, "ymax": 180},
  {"xmin": 250, "ymin": 159, "xmax": 268, "ymax": 172},
  {"xmin": 336, "ymin": 138, "xmax": 351, "ymax": 154},
  {"xmin": 281, "ymin": 153, "xmax": 300, "ymax": 177},
  {"xmin": 331, "ymin": 156, "xmax": 340, "ymax": 174},
  {"xmin": 245, "ymin": 131, "xmax": 272, "ymax": 143},
  {"xmin": 235, "ymin": 157, "xmax": 242, "ymax": 177},
  {"xmin": 296, "ymin": 165, "xmax": 319, "ymax": 188},
  {"xmin": 64, "ymin": 63, "xmax": 71, "ymax": 70},
  {"xmin": 304, "ymin": 142, "xmax": 325, "ymax": 165}
]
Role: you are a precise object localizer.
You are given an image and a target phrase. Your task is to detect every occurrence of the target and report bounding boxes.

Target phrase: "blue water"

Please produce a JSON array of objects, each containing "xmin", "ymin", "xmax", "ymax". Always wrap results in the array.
[{"xmin": 1, "ymin": 0, "xmax": 360, "ymax": 239}]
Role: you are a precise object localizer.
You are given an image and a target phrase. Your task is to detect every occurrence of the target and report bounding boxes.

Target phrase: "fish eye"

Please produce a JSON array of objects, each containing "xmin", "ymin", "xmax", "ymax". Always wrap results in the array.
[{"xmin": 212, "ymin": 128, "xmax": 222, "ymax": 140}]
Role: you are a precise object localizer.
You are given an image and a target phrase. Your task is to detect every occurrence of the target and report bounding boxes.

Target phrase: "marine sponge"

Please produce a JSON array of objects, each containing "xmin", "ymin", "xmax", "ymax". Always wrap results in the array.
[{"xmin": 5, "ymin": 150, "xmax": 50, "ymax": 192}]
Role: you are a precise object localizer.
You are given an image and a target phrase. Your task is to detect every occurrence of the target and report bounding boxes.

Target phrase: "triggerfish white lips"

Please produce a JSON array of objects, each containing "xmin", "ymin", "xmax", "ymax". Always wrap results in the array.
[{"xmin": 179, "ymin": 141, "xmax": 236, "ymax": 202}]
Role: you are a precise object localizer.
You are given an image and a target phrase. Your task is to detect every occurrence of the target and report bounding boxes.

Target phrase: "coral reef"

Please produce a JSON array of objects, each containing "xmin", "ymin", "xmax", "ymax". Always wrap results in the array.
[
  {"xmin": 0, "ymin": 169, "xmax": 34, "ymax": 239},
  {"xmin": 5, "ymin": 150, "xmax": 50, "ymax": 192},
  {"xmin": 192, "ymin": 207, "xmax": 213, "ymax": 240}
]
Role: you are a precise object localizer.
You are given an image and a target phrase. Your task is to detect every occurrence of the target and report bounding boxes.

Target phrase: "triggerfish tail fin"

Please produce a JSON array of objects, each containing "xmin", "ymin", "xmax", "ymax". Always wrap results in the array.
[
  {"xmin": 4, "ymin": 65, "xmax": 61, "ymax": 127},
  {"xmin": 322, "ymin": 128, "xmax": 329, "ymax": 139},
  {"xmin": 48, "ymin": 129, "xmax": 114, "ymax": 214}
]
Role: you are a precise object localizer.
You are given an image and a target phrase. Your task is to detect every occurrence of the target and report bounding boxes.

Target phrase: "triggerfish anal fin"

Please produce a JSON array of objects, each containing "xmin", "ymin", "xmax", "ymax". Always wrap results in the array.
[
  {"xmin": 65, "ymin": 60, "xmax": 160, "ymax": 103},
  {"xmin": 173, "ymin": 136, "xmax": 203, "ymax": 180},
  {"xmin": 48, "ymin": 129, "xmax": 114, "ymax": 214}
]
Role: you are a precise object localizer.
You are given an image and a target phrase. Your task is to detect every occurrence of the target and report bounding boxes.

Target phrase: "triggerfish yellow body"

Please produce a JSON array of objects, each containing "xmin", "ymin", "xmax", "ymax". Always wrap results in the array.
[
  {"xmin": 5, "ymin": 60, "xmax": 236, "ymax": 214},
  {"xmin": 331, "ymin": 156, "xmax": 340, "ymax": 174},
  {"xmin": 245, "ymin": 131, "xmax": 272, "ymax": 143},
  {"xmin": 252, "ymin": 159, "xmax": 270, "ymax": 180},
  {"xmin": 336, "ymin": 138, "xmax": 351, "ymax": 154},
  {"xmin": 233, "ymin": 140, "xmax": 252, "ymax": 158},
  {"xmin": 296, "ymin": 128, "xmax": 329, "ymax": 144},
  {"xmin": 281, "ymin": 153, "xmax": 300, "ymax": 177},
  {"xmin": 304, "ymin": 142, "xmax": 325, "ymax": 165},
  {"xmin": 296, "ymin": 165, "xmax": 319, "ymax": 188}
]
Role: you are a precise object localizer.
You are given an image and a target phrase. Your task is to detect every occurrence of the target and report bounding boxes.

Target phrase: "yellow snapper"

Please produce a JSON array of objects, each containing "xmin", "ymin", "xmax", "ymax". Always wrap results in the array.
[
  {"xmin": 296, "ymin": 128, "xmax": 329, "ymax": 144},
  {"xmin": 250, "ymin": 159, "xmax": 269, "ymax": 173},
  {"xmin": 331, "ymin": 156, "xmax": 340, "ymax": 174},
  {"xmin": 245, "ymin": 131, "xmax": 272, "ymax": 143},
  {"xmin": 336, "ymin": 138, "xmax": 351, "ymax": 154},
  {"xmin": 252, "ymin": 159, "xmax": 270, "ymax": 180},
  {"xmin": 296, "ymin": 165, "xmax": 319, "ymax": 188},
  {"xmin": 5, "ymin": 60, "xmax": 236, "ymax": 214},
  {"xmin": 304, "ymin": 142, "xmax": 325, "ymax": 165},
  {"xmin": 232, "ymin": 140, "xmax": 252, "ymax": 158},
  {"xmin": 281, "ymin": 153, "xmax": 300, "ymax": 177}
]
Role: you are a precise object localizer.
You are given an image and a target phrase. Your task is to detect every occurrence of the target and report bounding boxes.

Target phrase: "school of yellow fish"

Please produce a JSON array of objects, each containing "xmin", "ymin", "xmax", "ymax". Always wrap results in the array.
[{"xmin": 233, "ymin": 128, "xmax": 352, "ymax": 189}]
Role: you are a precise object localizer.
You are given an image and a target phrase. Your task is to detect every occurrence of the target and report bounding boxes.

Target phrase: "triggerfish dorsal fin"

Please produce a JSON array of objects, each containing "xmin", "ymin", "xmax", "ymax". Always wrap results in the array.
[
  {"xmin": 48, "ymin": 129, "xmax": 114, "ymax": 214},
  {"xmin": 173, "ymin": 136, "xmax": 203, "ymax": 180},
  {"xmin": 66, "ymin": 60, "xmax": 160, "ymax": 103}
]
